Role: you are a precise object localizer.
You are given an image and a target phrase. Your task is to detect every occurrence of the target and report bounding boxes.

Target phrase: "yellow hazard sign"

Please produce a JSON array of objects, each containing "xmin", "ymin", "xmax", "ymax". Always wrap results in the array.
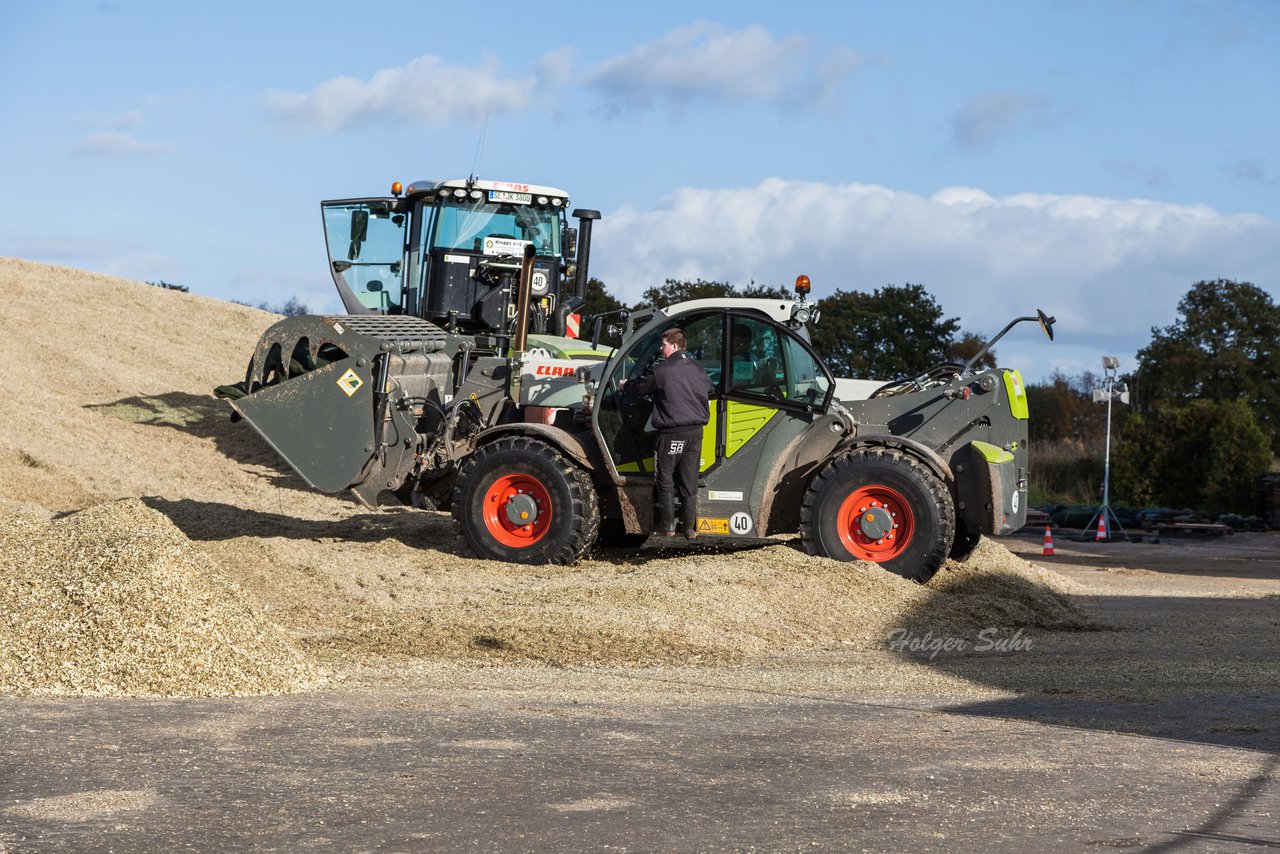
[
  {"xmin": 336, "ymin": 368, "xmax": 364, "ymax": 397},
  {"xmin": 697, "ymin": 518, "xmax": 730, "ymax": 534}
]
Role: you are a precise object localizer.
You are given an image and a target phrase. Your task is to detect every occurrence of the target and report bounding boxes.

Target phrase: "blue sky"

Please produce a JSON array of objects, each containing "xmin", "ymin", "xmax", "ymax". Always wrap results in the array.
[{"xmin": 2, "ymin": 0, "xmax": 1278, "ymax": 379}]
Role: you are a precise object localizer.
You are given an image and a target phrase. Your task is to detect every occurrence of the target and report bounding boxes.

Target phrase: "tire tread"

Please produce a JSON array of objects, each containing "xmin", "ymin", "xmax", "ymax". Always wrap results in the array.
[
  {"xmin": 453, "ymin": 436, "xmax": 600, "ymax": 565},
  {"xmin": 800, "ymin": 446, "xmax": 955, "ymax": 583}
]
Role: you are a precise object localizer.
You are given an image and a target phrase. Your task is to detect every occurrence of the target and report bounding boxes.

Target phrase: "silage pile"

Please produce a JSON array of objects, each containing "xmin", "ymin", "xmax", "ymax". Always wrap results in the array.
[
  {"xmin": 281, "ymin": 527, "xmax": 1092, "ymax": 668},
  {"xmin": 0, "ymin": 499, "xmax": 320, "ymax": 697}
]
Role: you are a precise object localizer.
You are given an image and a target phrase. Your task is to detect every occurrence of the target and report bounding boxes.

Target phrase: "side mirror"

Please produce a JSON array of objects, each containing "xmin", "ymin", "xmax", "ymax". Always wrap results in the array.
[
  {"xmin": 591, "ymin": 315, "xmax": 604, "ymax": 351},
  {"xmin": 1037, "ymin": 309, "xmax": 1056, "ymax": 342},
  {"xmin": 563, "ymin": 226, "xmax": 578, "ymax": 260},
  {"xmin": 348, "ymin": 209, "xmax": 369, "ymax": 261}
]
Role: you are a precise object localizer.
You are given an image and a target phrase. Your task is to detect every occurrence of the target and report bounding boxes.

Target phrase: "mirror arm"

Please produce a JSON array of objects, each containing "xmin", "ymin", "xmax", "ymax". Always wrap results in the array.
[{"xmin": 961, "ymin": 310, "xmax": 1056, "ymax": 373}]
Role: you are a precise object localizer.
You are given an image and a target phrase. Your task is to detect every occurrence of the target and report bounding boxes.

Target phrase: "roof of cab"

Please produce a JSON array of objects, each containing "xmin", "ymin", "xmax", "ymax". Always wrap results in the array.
[{"xmin": 404, "ymin": 178, "xmax": 570, "ymax": 199}]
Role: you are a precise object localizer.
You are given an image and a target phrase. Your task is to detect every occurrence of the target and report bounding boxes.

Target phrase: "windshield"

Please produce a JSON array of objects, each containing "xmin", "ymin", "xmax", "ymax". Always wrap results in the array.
[{"xmin": 431, "ymin": 198, "xmax": 561, "ymax": 256}]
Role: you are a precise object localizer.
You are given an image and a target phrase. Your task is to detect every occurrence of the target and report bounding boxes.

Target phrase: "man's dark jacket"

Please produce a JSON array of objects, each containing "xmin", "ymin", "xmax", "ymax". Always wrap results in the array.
[{"xmin": 631, "ymin": 350, "xmax": 713, "ymax": 429}]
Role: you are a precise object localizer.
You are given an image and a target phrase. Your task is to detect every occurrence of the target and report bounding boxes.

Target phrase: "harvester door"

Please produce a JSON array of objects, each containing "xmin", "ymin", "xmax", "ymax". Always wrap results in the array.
[{"xmin": 322, "ymin": 198, "xmax": 407, "ymax": 315}]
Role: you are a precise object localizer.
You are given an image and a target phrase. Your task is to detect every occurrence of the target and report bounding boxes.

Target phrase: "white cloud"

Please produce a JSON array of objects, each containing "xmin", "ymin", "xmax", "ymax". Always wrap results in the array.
[
  {"xmin": 951, "ymin": 90, "xmax": 1056, "ymax": 150},
  {"xmin": 68, "ymin": 131, "xmax": 173, "ymax": 157},
  {"xmin": 263, "ymin": 52, "xmax": 569, "ymax": 133},
  {"xmin": 586, "ymin": 22, "xmax": 858, "ymax": 112},
  {"xmin": 0, "ymin": 229, "xmax": 179, "ymax": 283},
  {"xmin": 72, "ymin": 109, "xmax": 145, "ymax": 129},
  {"xmin": 590, "ymin": 178, "xmax": 1280, "ymax": 379}
]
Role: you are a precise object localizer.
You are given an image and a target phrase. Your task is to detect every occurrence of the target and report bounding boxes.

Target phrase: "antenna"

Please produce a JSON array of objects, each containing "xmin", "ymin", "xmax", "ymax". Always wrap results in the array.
[{"xmin": 469, "ymin": 107, "xmax": 491, "ymax": 184}]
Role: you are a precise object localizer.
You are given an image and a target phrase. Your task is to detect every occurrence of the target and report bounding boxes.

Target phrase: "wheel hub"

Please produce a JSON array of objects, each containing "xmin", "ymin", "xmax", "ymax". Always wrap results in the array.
[
  {"xmin": 482, "ymin": 473, "xmax": 553, "ymax": 548},
  {"xmin": 858, "ymin": 505, "xmax": 895, "ymax": 540},
  {"xmin": 504, "ymin": 492, "xmax": 540, "ymax": 527}
]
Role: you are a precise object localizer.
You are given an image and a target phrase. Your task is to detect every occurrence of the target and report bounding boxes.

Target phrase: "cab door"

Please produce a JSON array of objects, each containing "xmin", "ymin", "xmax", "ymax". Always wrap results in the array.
[
  {"xmin": 593, "ymin": 311, "xmax": 725, "ymax": 478},
  {"xmin": 321, "ymin": 198, "xmax": 408, "ymax": 314},
  {"xmin": 693, "ymin": 312, "xmax": 835, "ymax": 534}
]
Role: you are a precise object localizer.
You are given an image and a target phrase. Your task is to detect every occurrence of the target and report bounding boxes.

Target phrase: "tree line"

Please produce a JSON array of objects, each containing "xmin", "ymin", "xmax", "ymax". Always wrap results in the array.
[{"xmin": 1024, "ymin": 280, "xmax": 1277, "ymax": 514}]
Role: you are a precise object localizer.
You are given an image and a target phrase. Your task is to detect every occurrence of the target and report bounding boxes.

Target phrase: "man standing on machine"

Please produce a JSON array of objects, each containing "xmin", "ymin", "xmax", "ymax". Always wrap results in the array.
[{"xmin": 623, "ymin": 328, "xmax": 713, "ymax": 539}]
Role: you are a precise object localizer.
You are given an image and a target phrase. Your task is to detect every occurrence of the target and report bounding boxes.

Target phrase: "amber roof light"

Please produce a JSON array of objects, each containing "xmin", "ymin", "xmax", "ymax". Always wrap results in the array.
[{"xmin": 795, "ymin": 274, "xmax": 811, "ymax": 295}]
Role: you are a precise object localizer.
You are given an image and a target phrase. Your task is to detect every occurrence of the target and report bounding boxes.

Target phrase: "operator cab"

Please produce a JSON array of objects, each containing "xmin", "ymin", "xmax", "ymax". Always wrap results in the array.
[
  {"xmin": 322, "ymin": 179, "xmax": 590, "ymax": 341},
  {"xmin": 594, "ymin": 278, "xmax": 834, "ymax": 484}
]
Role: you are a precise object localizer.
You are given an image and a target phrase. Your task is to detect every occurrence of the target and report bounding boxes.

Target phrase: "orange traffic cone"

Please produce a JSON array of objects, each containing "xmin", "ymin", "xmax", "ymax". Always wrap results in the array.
[
  {"xmin": 1042, "ymin": 525, "xmax": 1055, "ymax": 555},
  {"xmin": 1095, "ymin": 514, "xmax": 1108, "ymax": 542}
]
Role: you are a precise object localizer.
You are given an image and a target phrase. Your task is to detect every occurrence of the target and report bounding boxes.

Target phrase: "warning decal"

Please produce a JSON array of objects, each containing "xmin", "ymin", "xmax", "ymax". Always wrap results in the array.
[
  {"xmin": 697, "ymin": 518, "xmax": 730, "ymax": 534},
  {"xmin": 336, "ymin": 368, "xmax": 364, "ymax": 397}
]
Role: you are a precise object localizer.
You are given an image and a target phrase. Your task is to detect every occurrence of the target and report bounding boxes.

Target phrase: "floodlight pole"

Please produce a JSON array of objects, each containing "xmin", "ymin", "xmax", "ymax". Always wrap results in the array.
[
  {"xmin": 1101, "ymin": 368, "xmax": 1115, "ymax": 531},
  {"xmin": 1083, "ymin": 357, "xmax": 1128, "ymax": 542}
]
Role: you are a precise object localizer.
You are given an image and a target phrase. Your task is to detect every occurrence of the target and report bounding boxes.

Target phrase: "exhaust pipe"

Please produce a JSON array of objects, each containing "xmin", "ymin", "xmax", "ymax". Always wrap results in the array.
[{"xmin": 571, "ymin": 208, "xmax": 601, "ymax": 302}]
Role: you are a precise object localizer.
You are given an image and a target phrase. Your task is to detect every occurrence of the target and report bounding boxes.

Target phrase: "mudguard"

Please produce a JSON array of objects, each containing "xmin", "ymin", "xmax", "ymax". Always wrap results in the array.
[{"xmin": 955, "ymin": 440, "xmax": 1027, "ymax": 535}]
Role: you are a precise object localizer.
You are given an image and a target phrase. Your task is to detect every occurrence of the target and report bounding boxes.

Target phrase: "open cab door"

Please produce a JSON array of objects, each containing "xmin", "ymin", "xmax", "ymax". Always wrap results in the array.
[{"xmin": 321, "ymin": 198, "xmax": 408, "ymax": 315}]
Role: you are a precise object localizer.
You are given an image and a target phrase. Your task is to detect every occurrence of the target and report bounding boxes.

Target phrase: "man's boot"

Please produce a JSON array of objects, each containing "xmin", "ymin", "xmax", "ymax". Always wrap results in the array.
[
  {"xmin": 655, "ymin": 492, "xmax": 676, "ymax": 536},
  {"xmin": 681, "ymin": 499, "xmax": 698, "ymax": 540}
]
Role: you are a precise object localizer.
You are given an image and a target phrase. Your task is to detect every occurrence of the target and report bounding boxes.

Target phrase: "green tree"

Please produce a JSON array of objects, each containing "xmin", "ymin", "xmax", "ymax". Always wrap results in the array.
[
  {"xmin": 1112, "ymin": 399, "xmax": 1272, "ymax": 513},
  {"xmin": 638, "ymin": 278, "xmax": 736, "ymax": 307},
  {"xmin": 147, "ymin": 279, "xmax": 190, "ymax": 293},
  {"xmin": 578, "ymin": 278, "xmax": 624, "ymax": 322},
  {"xmin": 1135, "ymin": 279, "xmax": 1280, "ymax": 453},
  {"xmin": 258, "ymin": 296, "xmax": 309, "ymax": 316},
  {"xmin": 736, "ymin": 280, "xmax": 793, "ymax": 300},
  {"xmin": 1025, "ymin": 371, "xmax": 1107, "ymax": 442},
  {"xmin": 809, "ymin": 284, "xmax": 960, "ymax": 378}
]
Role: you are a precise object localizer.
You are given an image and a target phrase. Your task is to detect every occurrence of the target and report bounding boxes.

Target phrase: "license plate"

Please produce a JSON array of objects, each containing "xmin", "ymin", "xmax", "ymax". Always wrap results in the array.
[{"xmin": 489, "ymin": 190, "xmax": 531, "ymax": 204}]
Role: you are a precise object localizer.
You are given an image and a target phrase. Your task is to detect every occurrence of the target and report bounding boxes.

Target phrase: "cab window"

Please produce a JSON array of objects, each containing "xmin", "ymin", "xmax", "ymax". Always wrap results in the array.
[
  {"xmin": 322, "ymin": 202, "xmax": 405, "ymax": 311},
  {"xmin": 728, "ymin": 315, "xmax": 830, "ymax": 406},
  {"xmin": 431, "ymin": 198, "xmax": 560, "ymax": 256}
]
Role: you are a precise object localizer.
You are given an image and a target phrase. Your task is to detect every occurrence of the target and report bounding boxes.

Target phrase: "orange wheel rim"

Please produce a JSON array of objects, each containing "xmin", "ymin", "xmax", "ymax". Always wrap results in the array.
[
  {"xmin": 483, "ymin": 473, "xmax": 553, "ymax": 548},
  {"xmin": 836, "ymin": 485, "xmax": 913, "ymax": 562}
]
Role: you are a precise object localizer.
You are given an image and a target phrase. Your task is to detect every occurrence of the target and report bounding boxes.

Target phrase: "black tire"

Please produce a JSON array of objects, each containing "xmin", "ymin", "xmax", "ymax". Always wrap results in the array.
[
  {"xmin": 594, "ymin": 517, "xmax": 650, "ymax": 550},
  {"xmin": 800, "ymin": 447, "xmax": 956, "ymax": 583},
  {"xmin": 452, "ymin": 436, "xmax": 600, "ymax": 565}
]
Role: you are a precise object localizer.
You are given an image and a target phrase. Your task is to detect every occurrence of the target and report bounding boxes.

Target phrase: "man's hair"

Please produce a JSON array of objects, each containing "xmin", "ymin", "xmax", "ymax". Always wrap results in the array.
[{"xmin": 662, "ymin": 328, "xmax": 686, "ymax": 350}]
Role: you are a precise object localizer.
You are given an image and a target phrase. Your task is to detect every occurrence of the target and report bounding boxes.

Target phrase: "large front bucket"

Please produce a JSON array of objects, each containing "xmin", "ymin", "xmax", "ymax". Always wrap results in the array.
[
  {"xmin": 226, "ymin": 314, "xmax": 447, "ymax": 494},
  {"xmin": 231, "ymin": 356, "xmax": 378, "ymax": 493}
]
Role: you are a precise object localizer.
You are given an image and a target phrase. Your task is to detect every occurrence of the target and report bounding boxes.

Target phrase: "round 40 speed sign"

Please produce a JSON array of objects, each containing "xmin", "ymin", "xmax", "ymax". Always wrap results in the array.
[{"xmin": 729, "ymin": 512, "xmax": 753, "ymax": 535}]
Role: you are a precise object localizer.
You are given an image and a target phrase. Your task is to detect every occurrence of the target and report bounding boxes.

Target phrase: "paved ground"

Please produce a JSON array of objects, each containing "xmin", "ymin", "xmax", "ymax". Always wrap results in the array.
[
  {"xmin": 3, "ymin": 532, "xmax": 1278, "ymax": 853},
  {"xmin": 2, "ymin": 687, "xmax": 1277, "ymax": 853}
]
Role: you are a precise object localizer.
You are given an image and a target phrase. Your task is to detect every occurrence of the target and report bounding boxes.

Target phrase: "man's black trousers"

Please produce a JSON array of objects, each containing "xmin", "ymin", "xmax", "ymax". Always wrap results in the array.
[{"xmin": 654, "ymin": 425, "xmax": 703, "ymax": 500}]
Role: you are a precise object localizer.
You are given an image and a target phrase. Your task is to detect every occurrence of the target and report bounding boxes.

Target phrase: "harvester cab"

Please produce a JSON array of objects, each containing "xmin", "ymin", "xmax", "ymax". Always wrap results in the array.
[{"xmin": 321, "ymin": 178, "xmax": 600, "ymax": 343}]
